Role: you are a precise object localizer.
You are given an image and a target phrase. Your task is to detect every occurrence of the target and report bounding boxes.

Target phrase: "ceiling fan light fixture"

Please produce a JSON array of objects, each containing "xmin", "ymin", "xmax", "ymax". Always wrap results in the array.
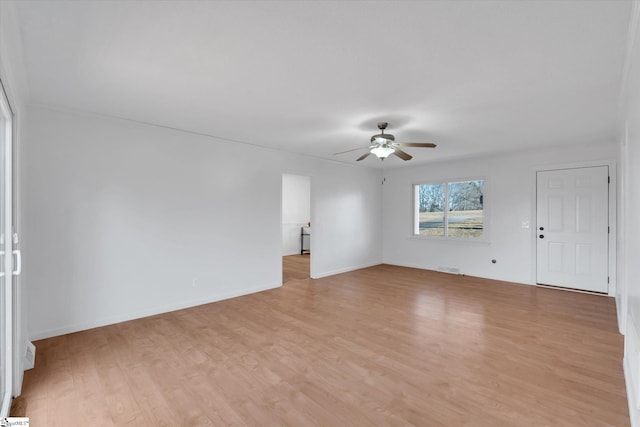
[
  {"xmin": 335, "ymin": 122, "xmax": 435, "ymax": 162},
  {"xmin": 371, "ymin": 145, "xmax": 395, "ymax": 159},
  {"xmin": 371, "ymin": 133, "xmax": 395, "ymax": 144}
]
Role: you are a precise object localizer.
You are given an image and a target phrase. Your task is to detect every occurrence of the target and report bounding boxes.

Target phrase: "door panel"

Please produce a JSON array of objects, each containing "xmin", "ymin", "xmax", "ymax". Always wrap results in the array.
[
  {"xmin": 548, "ymin": 196, "xmax": 563, "ymax": 231},
  {"xmin": 536, "ymin": 167, "xmax": 609, "ymax": 293},
  {"xmin": 548, "ymin": 242, "xmax": 563, "ymax": 272}
]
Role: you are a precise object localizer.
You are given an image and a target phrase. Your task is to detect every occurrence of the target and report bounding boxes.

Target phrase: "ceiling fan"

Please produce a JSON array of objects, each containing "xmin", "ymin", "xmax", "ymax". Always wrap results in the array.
[{"xmin": 335, "ymin": 122, "xmax": 437, "ymax": 161}]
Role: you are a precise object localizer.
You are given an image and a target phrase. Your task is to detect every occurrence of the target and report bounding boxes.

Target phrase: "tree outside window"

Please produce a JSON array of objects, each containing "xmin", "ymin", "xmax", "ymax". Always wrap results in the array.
[{"xmin": 414, "ymin": 180, "xmax": 484, "ymax": 238}]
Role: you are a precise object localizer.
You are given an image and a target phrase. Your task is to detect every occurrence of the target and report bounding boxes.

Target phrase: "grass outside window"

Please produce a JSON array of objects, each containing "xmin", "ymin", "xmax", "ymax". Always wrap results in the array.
[{"xmin": 414, "ymin": 180, "xmax": 484, "ymax": 239}]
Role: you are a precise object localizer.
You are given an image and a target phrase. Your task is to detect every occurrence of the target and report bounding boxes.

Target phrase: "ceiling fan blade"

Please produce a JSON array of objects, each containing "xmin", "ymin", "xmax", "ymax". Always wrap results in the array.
[
  {"xmin": 393, "ymin": 149, "xmax": 413, "ymax": 161},
  {"xmin": 356, "ymin": 152, "xmax": 372, "ymax": 161},
  {"xmin": 333, "ymin": 145, "xmax": 374, "ymax": 155},
  {"xmin": 396, "ymin": 142, "xmax": 437, "ymax": 148}
]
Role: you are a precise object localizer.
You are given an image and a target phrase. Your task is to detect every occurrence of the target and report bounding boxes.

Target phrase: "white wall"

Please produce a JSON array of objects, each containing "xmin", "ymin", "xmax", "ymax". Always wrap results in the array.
[
  {"xmin": 620, "ymin": 3, "xmax": 640, "ymax": 426},
  {"xmin": 23, "ymin": 105, "xmax": 383, "ymax": 339},
  {"xmin": 382, "ymin": 143, "xmax": 617, "ymax": 286},
  {"xmin": 282, "ymin": 174, "xmax": 310, "ymax": 256},
  {"xmin": 0, "ymin": 0, "xmax": 30, "ymax": 397},
  {"xmin": 311, "ymin": 161, "xmax": 383, "ymax": 278}
]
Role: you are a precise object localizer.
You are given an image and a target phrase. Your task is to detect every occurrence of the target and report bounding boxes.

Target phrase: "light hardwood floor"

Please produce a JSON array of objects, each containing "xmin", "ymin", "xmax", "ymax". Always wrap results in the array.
[
  {"xmin": 283, "ymin": 254, "xmax": 310, "ymax": 284},
  {"xmin": 12, "ymin": 265, "xmax": 628, "ymax": 426}
]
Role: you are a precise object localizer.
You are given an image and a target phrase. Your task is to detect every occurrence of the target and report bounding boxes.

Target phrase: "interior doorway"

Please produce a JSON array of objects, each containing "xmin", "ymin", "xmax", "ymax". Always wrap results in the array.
[{"xmin": 282, "ymin": 174, "xmax": 311, "ymax": 284}]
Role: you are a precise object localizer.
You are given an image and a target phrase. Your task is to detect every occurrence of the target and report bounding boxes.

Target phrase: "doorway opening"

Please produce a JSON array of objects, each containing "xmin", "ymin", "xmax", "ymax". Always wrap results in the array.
[{"xmin": 282, "ymin": 174, "xmax": 311, "ymax": 284}]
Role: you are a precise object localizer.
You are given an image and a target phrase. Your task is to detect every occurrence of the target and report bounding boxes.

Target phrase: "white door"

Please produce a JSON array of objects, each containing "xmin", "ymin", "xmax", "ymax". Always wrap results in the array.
[
  {"xmin": 536, "ymin": 166, "xmax": 609, "ymax": 293},
  {"xmin": 0, "ymin": 83, "xmax": 12, "ymax": 416}
]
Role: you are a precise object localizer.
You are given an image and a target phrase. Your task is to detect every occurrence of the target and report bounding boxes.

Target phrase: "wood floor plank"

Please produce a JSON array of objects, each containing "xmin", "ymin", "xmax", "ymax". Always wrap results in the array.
[
  {"xmin": 283, "ymin": 254, "xmax": 310, "ymax": 283},
  {"xmin": 12, "ymin": 264, "xmax": 629, "ymax": 426}
]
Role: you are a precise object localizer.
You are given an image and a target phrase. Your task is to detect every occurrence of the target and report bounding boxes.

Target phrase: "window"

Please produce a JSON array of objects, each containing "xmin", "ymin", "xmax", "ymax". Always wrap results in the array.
[{"xmin": 414, "ymin": 179, "xmax": 484, "ymax": 239}]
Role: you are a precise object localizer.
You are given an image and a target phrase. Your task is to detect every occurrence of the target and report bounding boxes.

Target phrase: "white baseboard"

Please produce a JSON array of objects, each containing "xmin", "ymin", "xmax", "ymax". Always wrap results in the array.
[
  {"xmin": 30, "ymin": 282, "xmax": 281, "ymax": 340},
  {"xmin": 24, "ymin": 341, "xmax": 35, "ymax": 370},
  {"xmin": 383, "ymin": 261, "xmax": 537, "ymax": 285},
  {"xmin": 626, "ymin": 355, "xmax": 639, "ymax": 427},
  {"xmin": 625, "ymin": 314, "xmax": 640, "ymax": 427},
  {"xmin": 311, "ymin": 262, "xmax": 381, "ymax": 279},
  {"xmin": 283, "ymin": 250, "xmax": 303, "ymax": 256}
]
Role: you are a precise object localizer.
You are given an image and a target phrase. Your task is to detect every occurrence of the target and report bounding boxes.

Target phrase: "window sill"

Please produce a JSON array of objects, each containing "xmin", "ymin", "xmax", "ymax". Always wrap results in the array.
[{"xmin": 409, "ymin": 234, "xmax": 490, "ymax": 245}]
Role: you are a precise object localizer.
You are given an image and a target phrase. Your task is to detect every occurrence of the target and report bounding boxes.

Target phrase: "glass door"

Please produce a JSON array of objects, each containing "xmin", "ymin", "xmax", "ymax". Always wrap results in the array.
[{"xmin": 0, "ymin": 81, "xmax": 13, "ymax": 417}]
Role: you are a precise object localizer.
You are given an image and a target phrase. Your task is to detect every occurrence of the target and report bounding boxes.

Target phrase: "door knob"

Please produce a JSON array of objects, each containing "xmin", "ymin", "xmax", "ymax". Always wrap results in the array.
[
  {"xmin": 539, "ymin": 234, "xmax": 544, "ymax": 239},
  {"xmin": 539, "ymin": 227, "xmax": 544, "ymax": 231}
]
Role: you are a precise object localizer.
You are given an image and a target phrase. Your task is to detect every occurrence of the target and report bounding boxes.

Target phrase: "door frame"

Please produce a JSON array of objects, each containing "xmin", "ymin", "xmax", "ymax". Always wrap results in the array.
[
  {"xmin": 0, "ymin": 78, "xmax": 13, "ymax": 417},
  {"xmin": 280, "ymin": 172, "xmax": 314, "ymax": 281},
  {"xmin": 532, "ymin": 160, "xmax": 617, "ymax": 297}
]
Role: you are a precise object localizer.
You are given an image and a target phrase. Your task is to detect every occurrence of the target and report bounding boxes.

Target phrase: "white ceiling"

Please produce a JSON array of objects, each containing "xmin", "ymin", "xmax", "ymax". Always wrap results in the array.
[{"xmin": 13, "ymin": 0, "xmax": 633, "ymax": 168}]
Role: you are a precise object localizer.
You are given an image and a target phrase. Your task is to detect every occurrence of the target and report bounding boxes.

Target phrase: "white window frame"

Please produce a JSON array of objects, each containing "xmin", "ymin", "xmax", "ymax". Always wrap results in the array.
[{"xmin": 412, "ymin": 177, "xmax": 488, "ymax": 242}]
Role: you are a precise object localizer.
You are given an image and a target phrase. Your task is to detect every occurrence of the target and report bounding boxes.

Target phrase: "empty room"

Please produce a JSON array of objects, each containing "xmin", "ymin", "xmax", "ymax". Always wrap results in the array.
[{"xmin": 1, "ymin": 0, "xmax": 640, "ymax": 425}]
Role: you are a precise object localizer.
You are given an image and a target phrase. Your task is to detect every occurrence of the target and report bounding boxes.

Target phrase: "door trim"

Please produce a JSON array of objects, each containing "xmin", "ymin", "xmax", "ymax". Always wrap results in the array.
[
  {"xmin": 0, "ymin": 78, "xmax": 12, "ymax": 417},
  {"xmin": 280, "ymin": 171, "xmax": 315, "ymax": 280},
  {"xmin": 532, "ymin": 160, "xmax": 617, "ymax": 296}
]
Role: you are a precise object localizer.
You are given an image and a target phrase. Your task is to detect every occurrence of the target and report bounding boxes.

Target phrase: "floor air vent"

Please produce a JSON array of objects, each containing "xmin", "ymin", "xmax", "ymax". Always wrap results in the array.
[{"xmin": 437, "ymin": 266, "xmax": 461, "ymax": 275}]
